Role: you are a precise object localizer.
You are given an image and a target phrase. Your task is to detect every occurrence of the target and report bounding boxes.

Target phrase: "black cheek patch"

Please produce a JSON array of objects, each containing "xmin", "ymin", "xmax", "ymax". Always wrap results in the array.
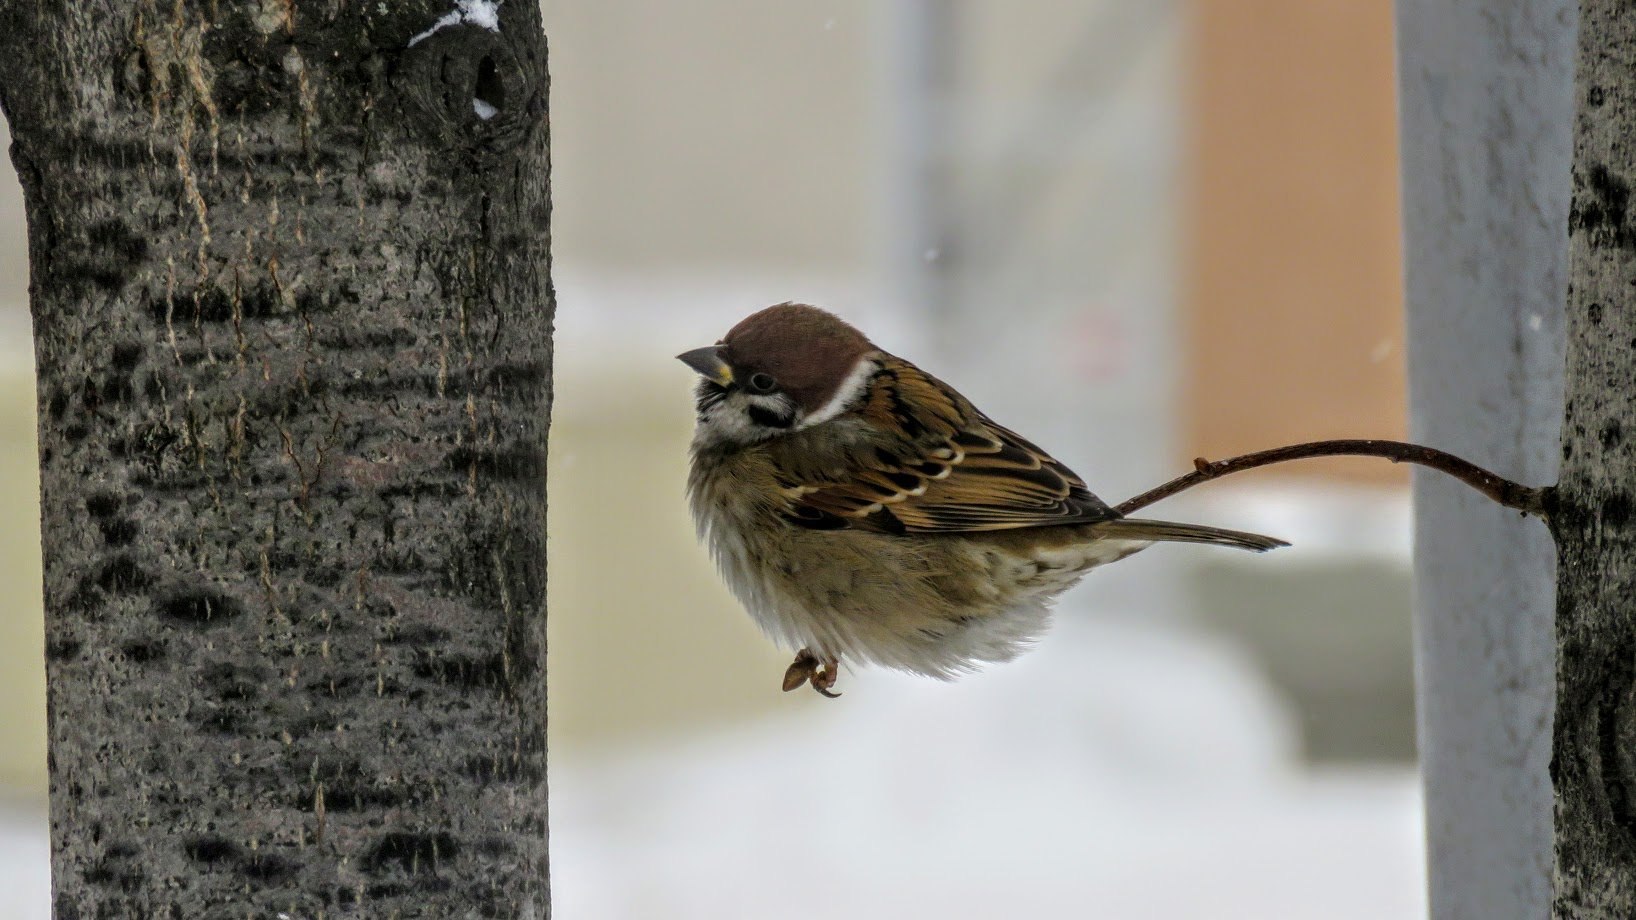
[{"xmin": 748, "ymin": 405, "xmax": 796, "ymax": 429}]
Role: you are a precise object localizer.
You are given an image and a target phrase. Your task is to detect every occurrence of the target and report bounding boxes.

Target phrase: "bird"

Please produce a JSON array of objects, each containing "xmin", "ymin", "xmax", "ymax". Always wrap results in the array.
[{"xmin": 679, "ymin": 303, "xmax": 1287, "ymax": 697}]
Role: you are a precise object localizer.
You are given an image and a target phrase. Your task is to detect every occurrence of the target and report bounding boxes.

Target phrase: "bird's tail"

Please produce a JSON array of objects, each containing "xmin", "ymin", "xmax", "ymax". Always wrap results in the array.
[{"xmin": 1095, "ymin": 518, "xmax": 1288, "ymax": 553}]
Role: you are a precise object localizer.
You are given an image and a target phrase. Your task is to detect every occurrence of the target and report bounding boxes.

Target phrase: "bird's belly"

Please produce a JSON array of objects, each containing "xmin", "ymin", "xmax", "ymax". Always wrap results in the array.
[
  {"xmin": 705, "ymin": 519, "xmax": 924, "ymax": 662},
  {"xmin": 698, "ymin": 492, "xmax": 1147, "ymax": 677}
]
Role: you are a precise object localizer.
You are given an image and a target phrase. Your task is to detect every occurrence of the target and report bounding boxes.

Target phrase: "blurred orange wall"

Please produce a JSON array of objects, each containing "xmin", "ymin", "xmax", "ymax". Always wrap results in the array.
[{"xmin": 1185, "ymin": 1, "xmax": 1406, "ymax": 483}]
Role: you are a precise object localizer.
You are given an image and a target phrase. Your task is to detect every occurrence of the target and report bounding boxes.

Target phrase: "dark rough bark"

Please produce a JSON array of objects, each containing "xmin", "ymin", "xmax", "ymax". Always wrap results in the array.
[
  {"xmin": 0, "ymin": 2, "xmax": 551, "ymax": 917},
  {"xmin": 1553, "ymin": 0, "xmax": 1636, "ymax": 914}
]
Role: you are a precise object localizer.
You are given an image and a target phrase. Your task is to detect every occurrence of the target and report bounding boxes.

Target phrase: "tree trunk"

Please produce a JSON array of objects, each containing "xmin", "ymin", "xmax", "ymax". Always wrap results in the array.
[
  {"xmin": 0, "ymin": 3, "xmax": 552, "ymax": 917},
  {"xmin": 1553, "ymin": 0, "xmax": 1636, "ymax": 914}
]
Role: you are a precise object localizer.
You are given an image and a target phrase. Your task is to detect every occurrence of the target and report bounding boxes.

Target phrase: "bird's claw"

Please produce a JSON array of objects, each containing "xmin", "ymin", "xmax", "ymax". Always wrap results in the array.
[
  {"xmin": 811, "ymin": 660, "xmax": 841, "ymax": 698},
  {"xmin": 782, "ymin": 649, "xmax": 842, "ymax": 698},
  {"xmin": 781, "ymin": 651, "xmax": 816, "ymax": 692}
]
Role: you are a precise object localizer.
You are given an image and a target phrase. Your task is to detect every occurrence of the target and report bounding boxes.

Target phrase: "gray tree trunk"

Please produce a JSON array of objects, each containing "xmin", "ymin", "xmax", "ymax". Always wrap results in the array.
[
  {"xmin": 1397, "ymin": 2, "xmax": 1572, "ymax": 916},
  {"xmin": 1552, "ymin": 1, "xmax": 1636, "ymax": 914},
  {"xmin": 0, "ymin": 3, "xmax": 552, "ymax": 917}
]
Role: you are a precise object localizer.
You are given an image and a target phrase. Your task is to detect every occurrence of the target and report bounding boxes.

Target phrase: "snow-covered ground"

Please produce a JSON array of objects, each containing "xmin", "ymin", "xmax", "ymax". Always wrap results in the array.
[{"xmin": 552, "ymin": 614, "xmax": 1426, "ymax": 919}]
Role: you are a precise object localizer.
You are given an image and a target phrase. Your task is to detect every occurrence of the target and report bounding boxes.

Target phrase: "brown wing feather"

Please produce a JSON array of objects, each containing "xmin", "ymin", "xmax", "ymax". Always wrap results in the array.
[{"xmin": 782, "ymin": 356, "xmax": 1116, "ymax": 534}]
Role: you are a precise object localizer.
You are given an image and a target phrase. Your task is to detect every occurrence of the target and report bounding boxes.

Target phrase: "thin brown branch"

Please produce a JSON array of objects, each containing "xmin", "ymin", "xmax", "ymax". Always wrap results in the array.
[{"xmin": 1114, "ymin": 438, "xmax": 1552, "ymax": 520}]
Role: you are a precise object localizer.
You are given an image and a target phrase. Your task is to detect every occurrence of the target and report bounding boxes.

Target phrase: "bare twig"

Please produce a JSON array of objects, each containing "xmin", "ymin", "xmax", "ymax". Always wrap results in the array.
[{"xmin": 1114, "ymin": 438, "xmax": 1552, "ymax": 521}]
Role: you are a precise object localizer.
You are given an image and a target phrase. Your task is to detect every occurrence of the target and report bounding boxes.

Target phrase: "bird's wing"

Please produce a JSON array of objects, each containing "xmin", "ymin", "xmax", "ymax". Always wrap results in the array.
[{"xmin": 774, "ymin": 357, "xmax": 1117, "ymax": 534}]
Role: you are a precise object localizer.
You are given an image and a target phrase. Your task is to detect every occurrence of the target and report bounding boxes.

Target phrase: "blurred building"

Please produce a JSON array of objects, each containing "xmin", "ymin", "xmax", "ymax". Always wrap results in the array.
[{"xmin": 0, "ymin": 1, "xmax": 1420, "ymax": 917}]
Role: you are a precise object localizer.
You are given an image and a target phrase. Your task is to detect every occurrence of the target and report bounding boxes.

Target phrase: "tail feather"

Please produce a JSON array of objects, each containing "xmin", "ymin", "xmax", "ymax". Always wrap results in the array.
[{"xmin": 1095, "ymin": 518, "xmax": 1288, "ymax": 553}]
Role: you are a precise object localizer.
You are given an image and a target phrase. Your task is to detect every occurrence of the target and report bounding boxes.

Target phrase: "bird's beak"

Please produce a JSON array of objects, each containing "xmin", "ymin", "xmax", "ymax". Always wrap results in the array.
[{"xmin": 677, "ymin": 345, "xmax": 734, "ymax": 387}]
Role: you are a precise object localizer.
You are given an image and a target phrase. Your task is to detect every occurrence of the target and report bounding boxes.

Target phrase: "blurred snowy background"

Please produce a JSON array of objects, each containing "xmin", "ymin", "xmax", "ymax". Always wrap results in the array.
[{"xmin": 0, "ymin": 1, "xmax": 1420, "ymax": 917}]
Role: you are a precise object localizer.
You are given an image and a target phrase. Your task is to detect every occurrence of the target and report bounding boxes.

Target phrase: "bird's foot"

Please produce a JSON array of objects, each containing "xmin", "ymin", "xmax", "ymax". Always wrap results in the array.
[
  {"xmin": 781, "ymin": 650, "xmax": 818, "ymax": 692},
  {"xmin": 782, "ymin": 649, "xmax": 842, "ymax": 698},
  {"xmin": 810, "ymin": 655, "xmax": 841, "ymax": 697}
]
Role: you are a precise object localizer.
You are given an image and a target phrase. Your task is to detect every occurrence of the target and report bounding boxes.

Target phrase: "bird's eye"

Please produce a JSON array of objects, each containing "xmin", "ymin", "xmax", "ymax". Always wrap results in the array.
[{"xmin": 747, "ymin": 372, "xmax": 778, "ymax": 393}]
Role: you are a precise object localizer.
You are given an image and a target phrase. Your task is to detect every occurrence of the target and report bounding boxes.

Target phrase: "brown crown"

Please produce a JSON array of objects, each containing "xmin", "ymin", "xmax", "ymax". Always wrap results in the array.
[{"xmin": 720, "ymin": 303, "xmax": 875, "ymax": 413}]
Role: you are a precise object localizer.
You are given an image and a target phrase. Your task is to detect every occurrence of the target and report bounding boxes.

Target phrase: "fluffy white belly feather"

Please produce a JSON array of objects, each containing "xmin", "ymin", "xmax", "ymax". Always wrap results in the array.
[{"xmin": 689, "ymin": 472, "xmax": 1146, "ymax": 678}]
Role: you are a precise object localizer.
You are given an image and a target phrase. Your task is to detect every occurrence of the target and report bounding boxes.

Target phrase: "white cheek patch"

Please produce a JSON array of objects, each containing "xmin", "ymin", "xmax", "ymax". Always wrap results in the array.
[
  {"xmin": 696, "ymin": 401, "xmax": 763, "ymax": 446},
  {"xmin": 693, "ymin": 392, "xmax": 796, "ymax": 447},
  {"xmin": 796, "ymin": 357, "xmax": 876, "ymax": 430},
  {"xmin": 746, "ymin": 393, "xmax": 793, "ymax": 414}
]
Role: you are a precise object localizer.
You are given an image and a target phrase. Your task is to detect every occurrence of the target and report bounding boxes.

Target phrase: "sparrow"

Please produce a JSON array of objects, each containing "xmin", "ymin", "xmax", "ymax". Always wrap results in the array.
[{"xmin": 680, "ymin": 303, "xmax": 1287, "ymax": 697}]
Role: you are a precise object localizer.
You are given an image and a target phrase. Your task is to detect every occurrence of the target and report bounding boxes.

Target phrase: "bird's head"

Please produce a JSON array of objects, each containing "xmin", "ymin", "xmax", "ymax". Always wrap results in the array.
[{"xmin": 678, "ymin": 303, "xmax": 877, "ymax": 448}]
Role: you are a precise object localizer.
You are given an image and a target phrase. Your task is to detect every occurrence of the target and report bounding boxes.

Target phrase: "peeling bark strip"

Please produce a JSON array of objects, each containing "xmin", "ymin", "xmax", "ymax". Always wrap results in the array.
[
  {"xmin": 0, "ymin": 3, "xmax": 552, "ymax": 917},
  {"xmin": 1554, "ymin": 0, "xmax": 1636, "ymax": 914}
]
